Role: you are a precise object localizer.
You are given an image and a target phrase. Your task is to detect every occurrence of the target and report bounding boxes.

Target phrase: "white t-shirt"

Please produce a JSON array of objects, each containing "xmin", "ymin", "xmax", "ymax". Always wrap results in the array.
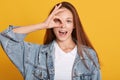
[{"xmin": 54, "ymin": 41, "xmax": 77, "ymax": 80}]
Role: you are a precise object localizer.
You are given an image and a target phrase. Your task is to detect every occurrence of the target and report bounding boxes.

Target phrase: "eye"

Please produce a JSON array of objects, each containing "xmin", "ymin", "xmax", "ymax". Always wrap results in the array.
[
  {"xmin": 54, "ymin": 18, "xmax": 62, "ymax": 24},
  {"xmin": 67, "ymin": 20, "xmax": 72, "ymax": 23}
]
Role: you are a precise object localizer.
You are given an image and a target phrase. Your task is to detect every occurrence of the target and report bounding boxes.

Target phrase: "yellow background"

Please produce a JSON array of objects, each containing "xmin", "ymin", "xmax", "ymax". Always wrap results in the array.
[{"xmin": 0, "ymin": 0, "xmax": 120, "ymax": 80}]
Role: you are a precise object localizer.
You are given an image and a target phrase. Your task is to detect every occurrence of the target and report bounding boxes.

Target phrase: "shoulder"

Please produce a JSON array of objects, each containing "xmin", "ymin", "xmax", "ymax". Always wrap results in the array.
[
  {"xmin": 81, "ymin": 45, "xmax": 97, "ymax": 58},
  {"xmin": 24, "ymin": 42, "xmax": 40, "ymax": 49},
  {"xmin": 81, "ymin": 45, "xmax": 100, "ymax": 68},
  {"xmin": 23, "ymin": 41, "xmax": 54, "ymax": 54}
]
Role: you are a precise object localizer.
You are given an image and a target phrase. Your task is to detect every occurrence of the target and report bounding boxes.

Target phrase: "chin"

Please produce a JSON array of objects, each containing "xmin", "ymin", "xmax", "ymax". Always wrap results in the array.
[{"xmin": 56, "ymin": 37, "xmax": 70, "ymax": 42}]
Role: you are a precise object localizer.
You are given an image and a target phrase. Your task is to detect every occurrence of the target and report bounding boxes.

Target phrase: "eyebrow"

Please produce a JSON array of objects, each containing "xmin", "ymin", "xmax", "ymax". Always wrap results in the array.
[{"xmin": 66, "ymin": 17, "xmax": 73, "ymax": 19}]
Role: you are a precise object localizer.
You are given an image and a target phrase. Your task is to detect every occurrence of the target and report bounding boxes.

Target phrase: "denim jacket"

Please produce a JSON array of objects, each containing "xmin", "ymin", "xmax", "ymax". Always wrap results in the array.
[{"xmin": 0, "ymin": 25, "xmax": 101, "ymax": 80}]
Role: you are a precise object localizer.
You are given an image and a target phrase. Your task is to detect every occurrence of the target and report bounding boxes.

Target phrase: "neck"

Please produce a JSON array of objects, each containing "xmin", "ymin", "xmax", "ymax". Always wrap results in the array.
[{"xmin": 56, "ymin": 39, "xmax": 76, "ymax": 53}]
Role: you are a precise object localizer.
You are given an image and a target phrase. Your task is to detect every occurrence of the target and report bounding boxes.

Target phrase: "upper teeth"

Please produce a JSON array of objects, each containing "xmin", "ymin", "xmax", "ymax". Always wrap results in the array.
[
  {"xmin": 59, "ymin": 31, "xmax": 67, "ymax": 35},
  {"xmin": 60, "ymin": 30, "xmax": 66, "ymax": 32},
  {"xmin": 60, "ymin": 31, "xmax": 66, "ymax": 33}
]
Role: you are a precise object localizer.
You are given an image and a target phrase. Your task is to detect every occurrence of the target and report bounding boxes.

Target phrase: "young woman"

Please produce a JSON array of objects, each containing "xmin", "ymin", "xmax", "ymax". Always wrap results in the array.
[{"xmin": 0, "ymin": 1, "xmax": 101, "ymax": 80}]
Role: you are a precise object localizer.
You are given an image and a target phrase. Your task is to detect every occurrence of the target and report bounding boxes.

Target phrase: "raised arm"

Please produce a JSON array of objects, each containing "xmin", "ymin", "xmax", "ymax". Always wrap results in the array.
[
  {"xmin": 0, "ymin": 4, "xmax": 65, "ymax": 76},
  {"xmin": 13, "ymin": 3, "xmax": 64, "ymax": 34},
  {"xmin": 12, "ymin": 23, "xmax": 45, "ymax": 34}
]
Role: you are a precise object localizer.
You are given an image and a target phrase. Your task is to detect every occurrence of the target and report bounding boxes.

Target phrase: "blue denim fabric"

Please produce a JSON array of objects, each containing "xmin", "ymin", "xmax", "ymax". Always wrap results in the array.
[{"xmin": 0, "ymin": 25, "xmax": 101, "ymax": 80}]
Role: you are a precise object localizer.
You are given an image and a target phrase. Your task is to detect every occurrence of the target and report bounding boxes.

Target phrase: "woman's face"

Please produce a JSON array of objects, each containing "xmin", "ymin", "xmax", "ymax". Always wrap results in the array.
[{"xmin": 53, "ymin": 8, "xmax": 74, "ymax": 42}]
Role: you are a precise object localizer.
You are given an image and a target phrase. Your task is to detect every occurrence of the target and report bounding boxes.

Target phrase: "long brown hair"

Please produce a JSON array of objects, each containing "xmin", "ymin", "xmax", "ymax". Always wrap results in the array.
[{"xmin": 44, "ymin": 1, "xmax": 100, "ymax": 69}]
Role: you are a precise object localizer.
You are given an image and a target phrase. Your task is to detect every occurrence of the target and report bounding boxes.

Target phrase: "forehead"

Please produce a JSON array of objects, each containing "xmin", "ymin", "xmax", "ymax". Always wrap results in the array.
[{"xmin": 56, "ymin": 8, "xmax": 73, "ymax": 18}]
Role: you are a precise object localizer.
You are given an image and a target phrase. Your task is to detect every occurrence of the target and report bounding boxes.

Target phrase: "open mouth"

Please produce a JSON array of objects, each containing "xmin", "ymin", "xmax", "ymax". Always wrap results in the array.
[{"xmin": 59, "ymin": 31, "xmax": 68, "ymax": 36}]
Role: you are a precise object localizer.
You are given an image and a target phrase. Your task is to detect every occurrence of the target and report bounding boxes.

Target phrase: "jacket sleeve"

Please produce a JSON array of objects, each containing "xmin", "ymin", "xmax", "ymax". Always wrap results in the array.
[
  {"xmin": 0, "ymin": 25, "xmax": 27, "ymax": 76},
  {"xmin": 89, "ymin": 48, "xmax": 101, "ymax": 80}
]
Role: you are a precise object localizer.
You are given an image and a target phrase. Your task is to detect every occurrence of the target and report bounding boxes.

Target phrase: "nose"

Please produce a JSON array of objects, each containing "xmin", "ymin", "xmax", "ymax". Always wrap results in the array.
[
  {"xmin": 61, "ymin": 24, "xmax": 65, "ymax": 28},
  {"xmin": 60, "ymin": 21, "xmax": 66, "ymax": 28}
]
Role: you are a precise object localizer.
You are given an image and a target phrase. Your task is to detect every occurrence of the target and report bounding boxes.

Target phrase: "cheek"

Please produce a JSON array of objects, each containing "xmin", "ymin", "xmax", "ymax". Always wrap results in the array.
[
  {"xmin": 67, "ymin": 28, "xmax": 74, "ymax": 35},
  {"xmin": 69, "ymin": 29, "xmax": 74, "ymax": 34},
  {"xmin": 67, "ymin": 26, "xmax": 74, "ymax": 31},
  {"xmin": 53, "ymin": 28, "xmax": 58, "ymax": 34},
  {"xmin": 66, "ymin": 23, "xmax": 74, "ymax": 29}
]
